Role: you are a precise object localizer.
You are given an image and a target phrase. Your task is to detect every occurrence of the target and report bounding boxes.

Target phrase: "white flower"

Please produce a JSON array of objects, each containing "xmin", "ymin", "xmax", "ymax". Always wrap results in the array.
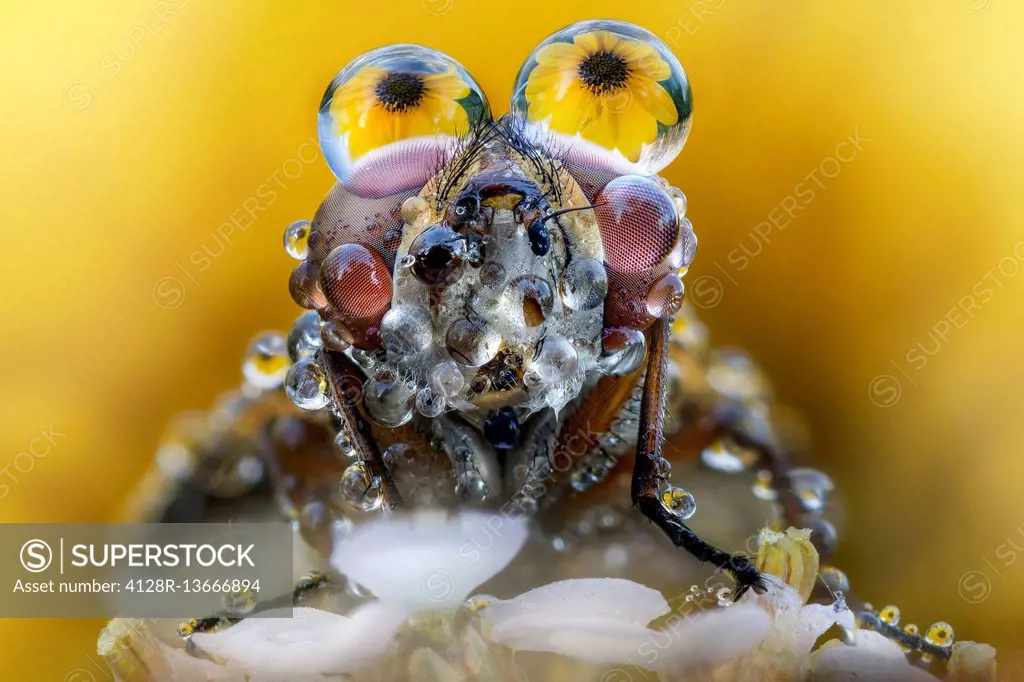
[
  {"xmin": 480, "ymin": 578, "xmax": 770, "ymax": 670},
  {"xmin": 191, "ymin": 603, "xmax": 408, "ymax": 680},
  {"xmin": 809, "ymin": 629, "xmax": 940, "ymax": 681},
  {"xmin": 103, "ymin": 514, "xmax": 987, "ymax": 682},
  {"xmin": 189, "ymin": 510, "xmax": 773, "ymax": 677},
  {"xmin": 330, "ymin": 508, "xmax": 528, "ymax": 612},
  {"xmin": 741, "ymin": 575, "xmax": 856, "ymax": 657}
]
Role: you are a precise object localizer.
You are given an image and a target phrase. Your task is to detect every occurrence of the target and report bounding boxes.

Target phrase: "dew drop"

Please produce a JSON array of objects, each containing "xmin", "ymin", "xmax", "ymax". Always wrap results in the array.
[
  {"xmin": 561, "ymin": 258, "xmax": 608, "ymax": 311},
  {"xmin": 679, "ymin": 219, "xmax": 697, "ymax": 269},
  {"xmin": 455, "ymin": 470, "xmax": 490, "ymax": 501},
  {"xmin": 925, "ymin": 622, "xmax": 954, "ymax": 649},
  {"xmin": 700, "ymin": 439, "xmax": 757, "ymax": 473},
  {"xmin": 789, "ymin": 468, "xmax": 834, "ymax": 513},
  {"xmin": 707, "ymin": 349, "xmax": 770, "ymax": 403},
  {"xmin": 645, "ymin": 272, "xmax": 685, "ymax": 318},
  {"xmin": 661, "ymin": 485, "xmax": 696, "ymax": 520},
  {"xmin": 363, "ymin": 373, "xmax": 416, "ymax": 427},
  {"xmin": 334, "ymin": 431, "xmax": 358, "ymax": 460},
  {"xmin": 599, "ymin": 327, "xmax": 647, "ymax": 376},
  {"xmin": 289, "ymin": 262, "xmax": 327, "ymax": 310},
  {"xmin": 380, "ymin": 305, "xmax": 433, "ymax": 357},
  {"xmin": 479, "ymin": 261, "xmax": 506, "ymax": 288},
  {"xmin": 337, "ymin": 461, "xmax": 383, "ymax": 512},
  {"xmin": 321, "ymin": 320, "xmax": 354, "ymax": 352},
  {"xmin": 287, "ymin": 311, "xmax": 323, "ymax": 361},
  {"xmin": 666, "ymin": 186, "xmax": 687, "ymax": 220},
  {"xmin": 430, "ymin": 360, "xmax": 466, "ymax": 399},
  {"xmin": 879, "ymin": 605, "xmax": 901, "ymax": 626},
  {"xmin": 242, "ymin": 332, "xmax": 291, "ymax": 390},
  {"xmin": 446, "ymin": 319, "xmax": 501, "ymax": 367},
  {"xmin": 284, "ymin": 358, "xmax": 329, "ymax": 410},
  {"xmin": 283, "ymin": 219, "xmax": 311, "ymax": 260},
  {"xmin": 533, "ymin": 336, "xmax": 579, "ymax": 383},
  {"xmin": 751, "ymin": 470, "xmax": 777, "ymax": 501},
  {"xmin": 415, "ymin": 387, "xmax": 445, "ymax": 418},
  {"xmin": 819, "ymin": 566, "xmax": 850, "ymax": 595}
]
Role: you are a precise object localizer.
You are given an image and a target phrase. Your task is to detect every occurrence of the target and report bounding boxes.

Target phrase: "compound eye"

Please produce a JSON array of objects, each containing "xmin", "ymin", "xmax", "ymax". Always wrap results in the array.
[
  {"xmin": 595, "ymin": 175, "xmax": 686, "ymax": 329},
  {"xmin": 319, "ymin": 44, "xmax": 490, "ymax": 198},
  {"xmin": 511, "ymin": 20, "xmax": 692, "ymax": 176}
]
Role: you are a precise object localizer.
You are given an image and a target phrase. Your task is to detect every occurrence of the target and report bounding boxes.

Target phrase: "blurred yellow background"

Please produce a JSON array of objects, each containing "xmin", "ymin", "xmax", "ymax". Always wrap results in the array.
[{"xmin": 2, "ymin": 0, "xmax": 1023, "ymax": 677}]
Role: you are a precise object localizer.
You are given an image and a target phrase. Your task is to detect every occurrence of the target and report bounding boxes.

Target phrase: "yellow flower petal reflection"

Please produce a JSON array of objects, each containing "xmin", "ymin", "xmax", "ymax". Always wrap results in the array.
[
  {"xmin": 318, "ymin": 44, "xmax": 489, "ymax": 196},
  {"xmin": 513, "ymin": 20, "xmax": 692, "ymax": 174}
]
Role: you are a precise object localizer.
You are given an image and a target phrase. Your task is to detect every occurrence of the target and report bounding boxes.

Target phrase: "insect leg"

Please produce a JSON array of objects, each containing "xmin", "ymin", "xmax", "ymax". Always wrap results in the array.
[
  {"xmin": 631, "ymin": 318, "xmax": 766, "ymax": 597},
  {"xmin": 322, "ymin": 350, "xmax": 404, "ymax": 510}
]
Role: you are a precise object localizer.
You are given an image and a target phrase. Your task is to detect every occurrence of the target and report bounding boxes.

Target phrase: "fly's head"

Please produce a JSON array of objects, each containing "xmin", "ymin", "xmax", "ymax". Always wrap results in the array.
[
  {"xmin": 385, "ymin": 128, "xmax": 607, "ymax": 422},
  {"xmin": 288, "ymin": 21, "xmax": 697, "ymax": 434}
]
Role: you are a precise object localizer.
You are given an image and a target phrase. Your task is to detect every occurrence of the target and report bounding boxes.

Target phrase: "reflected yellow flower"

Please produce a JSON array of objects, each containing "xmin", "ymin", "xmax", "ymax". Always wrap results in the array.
[
  {"xmin": 525, "ymin": 30, "xmax": 678, "ymax": 162},
  {"xmin": 329, "ymin": 66, "xmax": 471, "ymax": 161}
]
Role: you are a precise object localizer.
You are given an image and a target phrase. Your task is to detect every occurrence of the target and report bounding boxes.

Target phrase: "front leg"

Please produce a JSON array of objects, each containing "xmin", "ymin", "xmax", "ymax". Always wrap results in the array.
[
  {"xmin": 323, "ymin": 350, "xmax": 404, "ymax": 510},
  {"xmin": 631, "ymin": 318, "xmax": 766, "ymax": 597}
]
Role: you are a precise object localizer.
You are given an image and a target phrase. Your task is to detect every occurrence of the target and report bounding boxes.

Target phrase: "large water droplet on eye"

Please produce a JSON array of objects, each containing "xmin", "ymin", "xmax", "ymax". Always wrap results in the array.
[
  {"xmin": 446, "ymin": 319, "xmax": 501, "ymax": 367},
  {"xmin": 430, "ymin": 360, "xmax": 466, "ymax": 399},
  {"xmin": 283, "ymin": 220, "xmax": 311, "ymax": 260},
  {"xmin": 788, "ymin": 468, "xmax": 834, "ymax": 513},
  {"xmin": 287, "ymin": 311, "xmax": 323, "ymax": 362},
  {"xmin": 380, "ymin": 305, "xmax": 433, "ymax": 357},
  {"xmin": 510, "ymin": 19, "xmax": 692, "ymax": 175},
  {"xmin": 599, "ymin": 327, "xmax": 647, "ymax": 376},
  {"xmin": 363, "ymin": 372, "xmax": 416, "ymax": 427},
  {"xmin": 318, "ymin": 44, "xmax": 490, "ymax": 198},
  {"xmin": 561, "ymin": 258, "xmax": 608, "ymax": 311},
  {"xmin": 645, "ymin": 272, "xmax": 685, "ymax": 318},
  {"xmin": 533, "ymin": 336, "xmax": 579, "ymax": 382},
  {"xmin": 337, "ymin": 461, "xmax": 383, "ymax": 512},
  {"xmin": 285, "ymin": 358, "xmax": 329, "ymax": 410},
  {"xmin": 661, "ymin": 485, "xmax": 696, "ymax": 520},
  {"xmin": 242, "ymin": 332, "xmax": 291, "ymax": 390}
]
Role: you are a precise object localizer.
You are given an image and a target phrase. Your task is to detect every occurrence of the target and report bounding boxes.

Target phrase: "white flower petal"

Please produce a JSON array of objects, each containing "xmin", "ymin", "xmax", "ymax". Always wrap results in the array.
[
  {"xmin": 647, "ymin": 605, "xmax": 772, "ymax": 672},
  {"xmin": 192, "ymin": 604, "xmax": 407, "ymax": 677},
  {"xmin": 483, "ymin": 578, "xmax": 670, "ymax": 632},
  {"xmin": 331, "ymin": 510, "xmax": 528, "ymax": 611},
  {"xmin": 810, "ymin": 629, "xmax": 940, "ymax": 681},
  {"xmin": 797, "ymin": 602, "xmax": 853, "ymax": 652},
  {"xmin": 492, "ymin": 617, "xmax": 660, "ymax": 665},
  {"xmin": 482, "ymin": 578, "xmax": 768, "ymax": 672}
]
